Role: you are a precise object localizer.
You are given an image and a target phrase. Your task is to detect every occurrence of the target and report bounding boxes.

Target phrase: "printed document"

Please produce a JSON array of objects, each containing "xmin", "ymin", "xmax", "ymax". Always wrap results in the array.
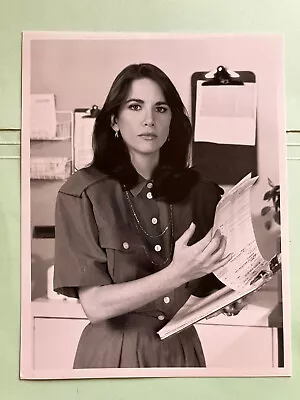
[{"xmin": 158, "ymin": 174, "xmax": 275, "ymax": 340}]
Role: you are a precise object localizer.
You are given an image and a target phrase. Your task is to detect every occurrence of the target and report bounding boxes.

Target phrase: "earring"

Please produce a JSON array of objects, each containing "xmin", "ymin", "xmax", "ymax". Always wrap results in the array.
[{"xmin": 115, "ymin": 130, "xmax": 120, "ymax": 139}]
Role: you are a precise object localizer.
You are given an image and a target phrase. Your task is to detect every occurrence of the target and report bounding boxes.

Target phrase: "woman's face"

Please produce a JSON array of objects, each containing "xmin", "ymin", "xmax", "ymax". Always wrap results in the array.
[{"xmin": 112, "ymin": 78, "xmax": 172, "ymax": 159}]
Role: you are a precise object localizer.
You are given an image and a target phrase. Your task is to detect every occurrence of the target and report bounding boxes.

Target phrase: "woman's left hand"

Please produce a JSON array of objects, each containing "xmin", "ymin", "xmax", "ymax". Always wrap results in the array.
[
  {"xmin": 222, "ymin": 298, "xmax": 247, "ymax": 316},
  {"xmin": 206, "ymin": 298, "xmax": 247, "ymax": 319}
]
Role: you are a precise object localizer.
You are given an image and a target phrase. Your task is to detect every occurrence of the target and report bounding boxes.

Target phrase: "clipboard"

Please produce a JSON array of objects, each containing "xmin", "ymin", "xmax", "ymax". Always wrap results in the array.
[
  {"xmin": 191, "ymin": 66, "xmax": 257, "ymax": 185},
  {"xmin": 158, "ymin": 253, "xmax": 281, "ymax": 340},
  {"xmin": 73, "ymin": 105, "xmax": 100, "ymax": 172}
]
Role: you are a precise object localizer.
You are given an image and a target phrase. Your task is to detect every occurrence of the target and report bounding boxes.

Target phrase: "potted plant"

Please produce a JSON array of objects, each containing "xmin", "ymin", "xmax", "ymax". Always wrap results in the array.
[
  {"xmin": 261, "ymin": 178, "xmax": 280, "ymax": 230},
  {"xmin": 261, "ymin": 179, "xmax": 283, "ymax": 337}
]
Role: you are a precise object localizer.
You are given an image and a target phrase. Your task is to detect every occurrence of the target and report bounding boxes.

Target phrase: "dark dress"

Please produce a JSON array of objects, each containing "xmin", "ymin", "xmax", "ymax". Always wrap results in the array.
[{"xmin": 54, "ymin": 166, "xmax": 223, "ymax": 368}]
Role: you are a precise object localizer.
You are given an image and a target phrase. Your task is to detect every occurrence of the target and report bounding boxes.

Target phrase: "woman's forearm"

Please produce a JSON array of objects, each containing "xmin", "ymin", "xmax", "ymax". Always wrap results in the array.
[
  {"xmin": 78, "ymin": 261, "xmax": 185, "ymax": 324},
  {"xmin": 78, "ymin": 225, "xmax": 228, "ymax": 324}
]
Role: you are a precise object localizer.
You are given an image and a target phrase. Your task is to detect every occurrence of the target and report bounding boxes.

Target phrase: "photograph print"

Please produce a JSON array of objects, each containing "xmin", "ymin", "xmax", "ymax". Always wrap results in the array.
[{"xmin": 21, "ymin": 32, "xmax": 290, "ymax": 379}]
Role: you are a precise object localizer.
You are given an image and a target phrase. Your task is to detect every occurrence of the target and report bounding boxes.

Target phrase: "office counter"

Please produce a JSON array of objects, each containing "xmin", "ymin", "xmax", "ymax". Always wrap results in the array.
[{"xmin": 31, "ymin": 286, "xmax": 280, "ymax": 370}]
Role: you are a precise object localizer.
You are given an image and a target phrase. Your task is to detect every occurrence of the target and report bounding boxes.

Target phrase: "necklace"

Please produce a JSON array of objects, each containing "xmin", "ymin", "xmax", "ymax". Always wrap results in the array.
[
  {"xmin": 124, "ymin": 190, "xmax": 170, "ymax": 238},
  {"xmin": 124, "ymin": 190, "xmax": 174, "ymax": 266}
]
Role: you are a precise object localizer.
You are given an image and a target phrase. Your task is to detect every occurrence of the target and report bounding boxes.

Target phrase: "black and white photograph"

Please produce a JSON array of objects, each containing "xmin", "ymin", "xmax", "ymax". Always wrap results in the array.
[{"xmin": 21, "ymin": 32, "xmax": 290, "ymax": 379}]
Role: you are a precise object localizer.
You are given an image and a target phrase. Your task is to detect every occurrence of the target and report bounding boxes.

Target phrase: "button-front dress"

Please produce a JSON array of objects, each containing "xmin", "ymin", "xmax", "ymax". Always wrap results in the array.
[{"xmin": 54, "ymin": 166, "xmax": 223, "ymax": 368}]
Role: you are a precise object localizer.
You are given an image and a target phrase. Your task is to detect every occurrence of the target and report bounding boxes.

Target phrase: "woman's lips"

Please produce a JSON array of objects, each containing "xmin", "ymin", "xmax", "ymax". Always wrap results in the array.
[{"xmin": 138, "ymin": 133, "xmax": 157, "ymax": 140}]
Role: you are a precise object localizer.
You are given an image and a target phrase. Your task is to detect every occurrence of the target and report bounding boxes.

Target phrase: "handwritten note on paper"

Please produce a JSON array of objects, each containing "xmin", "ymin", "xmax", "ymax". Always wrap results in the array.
[
  {"xmin": 194, "ymin": 82, "xmax": 257, "ymax": 145},
  {"xmin": 74, "ymin": 112, "xmax": 95, "ymax": 170},
  {"xmin": 30, "ymin": 94, "xmax": 57, "ymax": 139},
  {"xmin": 212, "ymin": 174, "xmax": 269, "ymax": 292}
]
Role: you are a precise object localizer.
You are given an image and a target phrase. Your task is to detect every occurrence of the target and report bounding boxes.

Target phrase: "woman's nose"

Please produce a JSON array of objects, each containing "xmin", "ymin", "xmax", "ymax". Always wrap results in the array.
[{"xmin": 143, "ymin": 109, "xmax": 155, "ymax": 127}]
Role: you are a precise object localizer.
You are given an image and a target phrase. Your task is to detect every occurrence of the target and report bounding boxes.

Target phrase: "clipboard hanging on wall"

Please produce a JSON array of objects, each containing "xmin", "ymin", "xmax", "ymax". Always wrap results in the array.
[
  {"xmin": 191, "ymin": 66, "xmax": 257, "ymax": 186},
  {"xmin": 73, "ymin": 105, "xmax": 99, "ymax": 172}
]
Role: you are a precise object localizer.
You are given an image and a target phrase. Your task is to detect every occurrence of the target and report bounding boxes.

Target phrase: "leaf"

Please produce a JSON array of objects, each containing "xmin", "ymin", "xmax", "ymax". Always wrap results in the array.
[
  {"xmin": 263, "ymin": 191, "xmax": 272, "ymax": 200},
  {"xmin": 261, "ymin": 206, "xmax": 272, "ymax": 216},
  {"xmin": 265, "ymin": 220, "xmax": 272, "ymax": 230},
  {"xmin": 274, "ymin": 211, "xmax": 281, "ymax": 225},
  {"xmin": 268, "ymin": 178, "xmax": 274, "ymax": 187}
]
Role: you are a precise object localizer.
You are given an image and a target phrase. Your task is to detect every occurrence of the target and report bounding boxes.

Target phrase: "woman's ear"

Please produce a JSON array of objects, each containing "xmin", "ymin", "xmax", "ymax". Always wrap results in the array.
[{"xmin": 110, "ymin": 115, "xmax": 119, "ymax": 132}]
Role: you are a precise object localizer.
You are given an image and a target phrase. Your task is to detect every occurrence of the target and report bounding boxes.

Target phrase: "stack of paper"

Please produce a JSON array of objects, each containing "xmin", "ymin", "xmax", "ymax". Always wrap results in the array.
[
  {"xmin": 30, "ymin": 93, "xmax": 57, "ymax": 139},
  {"xmin": 158, "ymin": 174, "xmax": 275, "ymax": 340}
]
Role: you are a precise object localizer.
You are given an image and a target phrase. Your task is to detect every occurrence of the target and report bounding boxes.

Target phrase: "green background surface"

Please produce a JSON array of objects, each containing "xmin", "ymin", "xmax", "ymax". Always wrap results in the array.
[{"xmin": 0, "ymin": 1, "xmax": 300, "ymax": 398}]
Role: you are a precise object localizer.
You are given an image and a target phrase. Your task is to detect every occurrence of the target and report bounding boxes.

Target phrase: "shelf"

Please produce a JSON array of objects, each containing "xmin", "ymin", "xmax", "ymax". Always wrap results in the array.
[
  {"xmin": 32, "ymin": 225, "xmax": 55, "ymax": 239},
  {"xmin": 30, "ymin": 136, "xmax": 71, "ymax": 142},
  {"xmin": 30, "ymin": 157, "xmax": 71, "ymax": 180},
  {"xmin": 30, "ymin": 110, "xmax": 73, "ymax": 141},
  {"xmin": 31, "ymin": 288, "xmax": 279, "ymax": 328}
]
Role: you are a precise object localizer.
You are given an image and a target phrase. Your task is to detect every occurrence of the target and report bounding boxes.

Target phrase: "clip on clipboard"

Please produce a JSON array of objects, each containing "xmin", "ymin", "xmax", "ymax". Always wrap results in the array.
[
  {"xmin": 73, "ymin": 105, "xmax": 100, "ymax": 172},
  {"xmin": 223, "ymin": 252, "xmax": 282, "ymax": 315},
  {"xmin": 191, "ymin": 65, "xmax": 257, "ymax": 186},
  {"xmin": 250, "ymin": 253, "xmax": 282, "ymax": 286}
]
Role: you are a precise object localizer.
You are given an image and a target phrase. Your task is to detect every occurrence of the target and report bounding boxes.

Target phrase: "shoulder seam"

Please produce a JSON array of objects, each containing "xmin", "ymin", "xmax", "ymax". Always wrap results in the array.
[{"xmin": 58, "ymin": 167, "xmax": 109, "ymax": 197}]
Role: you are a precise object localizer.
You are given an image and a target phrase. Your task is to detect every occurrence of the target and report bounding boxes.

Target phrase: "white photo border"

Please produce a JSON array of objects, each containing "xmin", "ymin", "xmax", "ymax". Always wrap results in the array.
[{"xmin": 21, "ymin": 31, "xmax": 291, "ymax": 379}]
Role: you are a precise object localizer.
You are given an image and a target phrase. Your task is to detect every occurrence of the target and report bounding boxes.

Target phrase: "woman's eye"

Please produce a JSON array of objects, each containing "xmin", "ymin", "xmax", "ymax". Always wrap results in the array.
[
  {"xmin": 156, "ymin": 106, "xmax": 168, "ymax": 113},
  {"xmin": 128, "ymin": 104, "xmax": 141, "ymax": 111}
]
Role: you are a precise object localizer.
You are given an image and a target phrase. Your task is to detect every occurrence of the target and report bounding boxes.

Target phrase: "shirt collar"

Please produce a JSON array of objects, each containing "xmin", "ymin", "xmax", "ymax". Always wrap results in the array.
[{"xmin": 129, "ymin": 175, "xmax": 152, "ymax": 197}]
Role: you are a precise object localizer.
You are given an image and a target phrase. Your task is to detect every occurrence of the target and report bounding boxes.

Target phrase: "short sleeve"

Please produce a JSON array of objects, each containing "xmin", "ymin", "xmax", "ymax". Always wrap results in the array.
[{"xmin": 54, "ymin": 191, "xmax": 113, "ymax": 298}]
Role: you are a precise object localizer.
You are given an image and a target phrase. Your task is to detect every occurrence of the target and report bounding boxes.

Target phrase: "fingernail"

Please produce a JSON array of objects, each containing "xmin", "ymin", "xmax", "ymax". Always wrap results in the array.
[{"xmin": 190, "ymin": 222, "xmax": 195, "ymax": 228}]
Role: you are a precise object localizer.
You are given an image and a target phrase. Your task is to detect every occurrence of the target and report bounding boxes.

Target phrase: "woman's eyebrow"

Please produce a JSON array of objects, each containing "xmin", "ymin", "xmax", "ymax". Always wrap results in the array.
[
  {"xmin": 125, "ymin": 98, "xmax": 144, "ymax": 104},
  {"xmin": 125, "ymin": 98, "xmax": 168, "ymax": 106}
]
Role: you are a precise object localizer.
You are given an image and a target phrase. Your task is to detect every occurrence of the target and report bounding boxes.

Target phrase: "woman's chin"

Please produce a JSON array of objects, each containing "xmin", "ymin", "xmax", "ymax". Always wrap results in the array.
[{"xmin": 131, "ymin": 143, "xmax": 162, "ymax": 156}]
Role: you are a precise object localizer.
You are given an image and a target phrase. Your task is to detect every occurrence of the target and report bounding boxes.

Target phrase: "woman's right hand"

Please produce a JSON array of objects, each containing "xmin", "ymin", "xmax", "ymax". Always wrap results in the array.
[{"xmin": 170, "ymin": 222, "xmax": 232, "ymax": 283}]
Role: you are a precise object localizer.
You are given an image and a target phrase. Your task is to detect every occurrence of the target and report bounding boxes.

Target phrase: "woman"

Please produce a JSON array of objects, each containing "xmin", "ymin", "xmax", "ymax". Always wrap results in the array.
[{"xmin": 54, "ymin": 63, "xmax": 232, "ymax": 369}]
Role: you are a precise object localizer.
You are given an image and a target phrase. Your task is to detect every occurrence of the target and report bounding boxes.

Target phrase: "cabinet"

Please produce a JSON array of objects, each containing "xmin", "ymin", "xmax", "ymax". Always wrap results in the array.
[
  {"xmin": 195, "ymin": 324, "xmax": 277, "ymax": 368},
  {"xmin": 33, "ymin": 317, "xmax": 88, "ymax": 370}
]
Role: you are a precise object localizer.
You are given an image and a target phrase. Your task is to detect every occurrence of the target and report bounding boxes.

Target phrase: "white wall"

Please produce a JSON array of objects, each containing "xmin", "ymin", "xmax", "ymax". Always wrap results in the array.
[{"xmin": 30, "ymin": 34, "xmax": 284, "ymax": 260}]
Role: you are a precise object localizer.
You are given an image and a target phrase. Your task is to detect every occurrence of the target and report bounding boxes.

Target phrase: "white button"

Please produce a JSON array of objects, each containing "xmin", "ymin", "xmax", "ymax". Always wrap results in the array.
[
  {"xmin": 122, "ymin": 241, "xmax": 129, "ymax": 250},
  {"xmin": 158, "ymin": 315, "xmax": 165, "ymax": 321},
  {"xmin": 151, "ymin": 217, "xmax": 158, "ymax": 225},
  {"xmin": 164, "ymin": 296, "xmax": 170, "ymax": 304},
  {"xmin": 147, "ymin": 182, "xmax": 153, "ymax": 189},
  {"xmin": 154, "ymin": 244, "xmax": 162, "ymax": 252},
  {"xmin": 146, "ymin": 192, "xmax": 153, "ymax": 199}
]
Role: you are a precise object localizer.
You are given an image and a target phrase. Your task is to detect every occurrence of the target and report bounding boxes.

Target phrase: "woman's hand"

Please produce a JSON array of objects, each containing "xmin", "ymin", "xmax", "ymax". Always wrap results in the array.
[
  {"xmin": 206, "ymin": 298, "xmax": 248, "ymax": 319},
  {"xmin": 222, "ymin": 298, "xmax": 247, "ymax": 316},
  {"xmin": 170, "ymin": 222, "xmax": 232, "ymax": 284}
]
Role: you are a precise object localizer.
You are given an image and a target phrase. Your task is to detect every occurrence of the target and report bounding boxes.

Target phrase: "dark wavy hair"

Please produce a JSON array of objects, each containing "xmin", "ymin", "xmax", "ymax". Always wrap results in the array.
[{"xmin": 91, "ymin": 63, "xmax": 198, "ymax": 203}]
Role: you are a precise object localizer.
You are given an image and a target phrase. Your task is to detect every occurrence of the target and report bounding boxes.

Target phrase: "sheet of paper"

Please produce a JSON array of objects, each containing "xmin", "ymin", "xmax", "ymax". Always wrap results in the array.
[
  {"xmin": 30, "ymin": 94, "xmax": 57, "ymax": 139},
  {"xmin": 74, "ymin": 112, "xmax": 95, "ymax": 170},
  {"xmin": 212, "ymin": 174, "xmax": 269, "ymax": 292},
  {"xmin": 194, "ymin": 82, "xmax": 257, "ymax": 145}
]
